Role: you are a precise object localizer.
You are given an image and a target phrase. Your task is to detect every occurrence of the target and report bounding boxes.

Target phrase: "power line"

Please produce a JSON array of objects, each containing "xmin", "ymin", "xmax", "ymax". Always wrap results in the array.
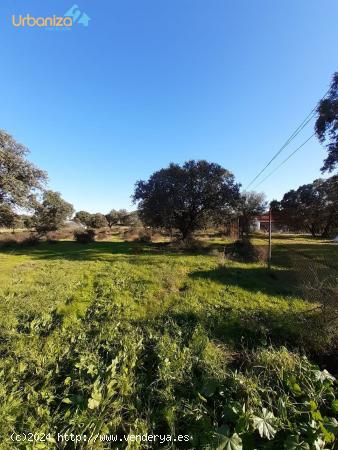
[
  {"xmin": 252, "ymin": 133, "xmax": 315, "ymax": 189},
  {"xmin": 245, "ymin": 87, "xmax": 331, "ymax": 190},
  {"xmin": 245, "ymin": 112, "xmax": 315, "ymax": 189}
]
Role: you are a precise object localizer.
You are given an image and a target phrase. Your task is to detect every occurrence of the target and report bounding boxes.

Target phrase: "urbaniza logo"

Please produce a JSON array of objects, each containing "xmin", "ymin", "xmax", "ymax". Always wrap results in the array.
[{"xmin": 12, "ymin": 4, "xmax": 90, "ymax": 28}]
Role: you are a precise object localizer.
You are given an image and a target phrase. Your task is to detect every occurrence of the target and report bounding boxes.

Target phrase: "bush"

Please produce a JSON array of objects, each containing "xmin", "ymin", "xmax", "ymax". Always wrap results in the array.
[
  {"xmin": 294, "ymin": 257, "xmax": 338, "ymax": 353},
  {"xmin": 136, "ymin": 230, "xmax": 152, "ymax": 243},
  {"xmin": 74, "ymin": 229, "xmax": 95, "ymax": 244},
  {"xmin": 46, "ymin": 229, "xmax": 75, "ymax": 240},
  {"xmin": 224, "ymin": 239, "xmax": 268, "ymax": 263},
  {"xmin": 123, "ymin": 227, "xmax": 152, "ymax": 243},
  {"xmin": 96, "ymin": 230, "xmax": 110, "ymax": 241}
]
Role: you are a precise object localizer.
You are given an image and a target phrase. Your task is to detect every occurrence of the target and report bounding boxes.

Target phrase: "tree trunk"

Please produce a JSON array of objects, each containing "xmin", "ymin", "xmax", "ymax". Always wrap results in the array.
[
  {"xmin": 180, "ymin": 228, "xmax": 193, "ymax": 241},
  {"xmin": 321, "ymin": 211, "xmax": 334, "ymax": 238}
]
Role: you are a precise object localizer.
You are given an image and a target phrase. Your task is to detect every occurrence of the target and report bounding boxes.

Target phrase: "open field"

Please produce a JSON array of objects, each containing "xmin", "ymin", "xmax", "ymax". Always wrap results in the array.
[{"xmin": 0, "ymin": 234, "xmax": 337, "ymax": 449}]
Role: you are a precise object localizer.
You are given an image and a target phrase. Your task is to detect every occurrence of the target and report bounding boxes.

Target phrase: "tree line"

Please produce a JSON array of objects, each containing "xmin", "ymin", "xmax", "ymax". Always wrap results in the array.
[
  {"xmin": 270, "ymin": 175, "xmax": 338, "ymax": 237},
  {"xmin": 1, "ymin": 73, "xmax": 337, "ymax": 239}
]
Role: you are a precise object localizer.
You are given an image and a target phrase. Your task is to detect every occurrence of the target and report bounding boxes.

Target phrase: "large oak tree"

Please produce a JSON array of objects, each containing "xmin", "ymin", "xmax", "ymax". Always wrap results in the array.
[
  {"xmin": 133, "ymin": 160, "xmax": 240, "ymax": 239},
  {"xmin": 0, "ymin": 130, "xmax": 47, "ymax": 209},
  {"xmin": 33, "ymin": 190, "xmax": 74, "ymax": 235}
]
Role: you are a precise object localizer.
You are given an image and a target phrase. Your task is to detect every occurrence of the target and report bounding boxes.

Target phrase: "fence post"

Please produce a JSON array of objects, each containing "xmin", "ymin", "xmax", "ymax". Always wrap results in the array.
[{"xmin": 268, "ymin": 208, "xmax": 272, "ymax": 269}]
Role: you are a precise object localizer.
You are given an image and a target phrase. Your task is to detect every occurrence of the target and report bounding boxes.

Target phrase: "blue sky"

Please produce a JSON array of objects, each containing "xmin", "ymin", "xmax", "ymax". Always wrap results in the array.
[{"xmin": 1, "ymin": 0, "xmax": 337, "ymax": 212}]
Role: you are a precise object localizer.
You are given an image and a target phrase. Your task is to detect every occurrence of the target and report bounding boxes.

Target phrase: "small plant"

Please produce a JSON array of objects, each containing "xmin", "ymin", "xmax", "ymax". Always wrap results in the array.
[{"xmin": 74, "ymin": 229, "xmax": 95, "ymax": 243}]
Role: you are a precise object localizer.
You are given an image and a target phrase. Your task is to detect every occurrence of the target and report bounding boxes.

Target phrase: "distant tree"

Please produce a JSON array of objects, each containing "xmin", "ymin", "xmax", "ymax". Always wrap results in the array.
[
  {"xmin": 133, "ymin": 160, "xmax": 240, "ymax": 240},
  {"xmin": 320, "ymin": 175, "xmax": 338, "ymax": 237},
  {"xmin": 0, "ymin": 129, "xmax": 47, "ymax": 209},
  {"xmin": 0, "ymin": 204, "xmax": 19, "ymax": 230},
  {"xmin": 279, "ymin": 176, "xmax": 338, "ymax": 237},
  {"xmin": 74, "ymin": 210, "xmax": 92, "ymax": 227},
  {"xmin": 239, "ymin": 191, "xmax": 267, "ymax": 236},
  {"xmin": 270, "ymin": 199, "xmax": 281, "ymax": 213},
  {"xmin": 128, "ymin": 211, "xmax": 142, "ymax": 227},
  {"xmin": 105, "ymin": 209, "xmax": 129, "ymax": 228},
  {"xmin": 33, "ymin": 190, "xmax": 74, "ymax": 235},
  {"xmin": 90, "ymin": 213, "xmax": 108, "ymax": 229},
  {"xmin": 315, "ymin": 72, "xmax": 338, "ymax": 172}
]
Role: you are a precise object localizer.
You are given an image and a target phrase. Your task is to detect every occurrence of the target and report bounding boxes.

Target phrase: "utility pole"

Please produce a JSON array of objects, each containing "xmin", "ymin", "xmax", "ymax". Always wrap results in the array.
[{"xmin": 268, "ymin": 208, "xmax": 272, "ymax": 269}]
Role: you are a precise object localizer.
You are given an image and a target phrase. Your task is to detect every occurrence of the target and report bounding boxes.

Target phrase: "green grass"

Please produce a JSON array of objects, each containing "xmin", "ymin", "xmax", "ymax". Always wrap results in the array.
[
  {"xmin": 0, "ymin": 238, "xmax": 318, "ymax": 341},
  {"xmin": 0, "ymin": 236, "xmax": 337, "ymax": 449},
  {"xmin": 0, "ymin": 236, "xmax": 337, "ymax": 353}
]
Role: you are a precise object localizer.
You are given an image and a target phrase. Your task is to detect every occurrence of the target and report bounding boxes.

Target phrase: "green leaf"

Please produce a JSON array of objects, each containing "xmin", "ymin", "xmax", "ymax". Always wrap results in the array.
[
  {"xmin": 291, "ymin": 383, "xmax": 302, "ymax": 396},
  {"xmin": 314, "ymin": 370, "xmax": 336, "ymax": 383},
  {"xmin": 214, "ymin": 430, "xmax": 242, "ymax": 450},
  {"xmin": 62, "ymin": 397, "xmax": 72, "ymax": 404},
  {"xmin": 313, "ymin": 437, "xmax": 327, "ymax": 450},
  {"xmin": 223, "ymin": 403, "xmax": 240, "ymax": 422},
  {"xmin": 331, "ymin": 400, "xmax": 338, "ymax": 414},
  {"xmin": 201, "ymin": 380, "xmax": 218, "ymax": 397},
  {"xmin": 252, "ymin": 408, "xmax": 277, "ymax": 440},
  {"xmin": 284, "ymin": 434, "xmax": 310, "ymax": 450},
  {"xmin": 64, "ymin": 377, "xmax": 72, "ymax": 385},
  {"xmin": 308, "ymin": 400, "xmax": 317, "ymax": 411},
  {"xmin": 324, "ymin": 417, "xmax": 338, "ymax": 436},
  {"xmin": 286, "ymin": 376, "xmax": 302, "ymax": 396},
  {"xmin": 312, "ymin": 410, "xmax": 323, "ymax": 422},
  {"xmin": 88, "ymin": 397, "xmax": 100, "ymax": 409}
]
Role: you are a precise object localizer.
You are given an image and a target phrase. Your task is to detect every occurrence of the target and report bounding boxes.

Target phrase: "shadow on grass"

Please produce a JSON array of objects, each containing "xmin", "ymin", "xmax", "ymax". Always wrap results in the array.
[
  {"xmin": 272, "ymin": 243, "xmax": 338, "ymax": 271},
  {"xmin": 0, "ymin": 240, "xmax": 157, "ymax": 261},
  {"xmin": 0, "ymin": 240, "xmax": 227, "ymax": 261},
  {"xmin": 190, "ymin": 265, "xmax": 296, "ymax": 297},
  {"xmin": 130, "ymin": 307, "xmax": 312, "ymax": 354}
]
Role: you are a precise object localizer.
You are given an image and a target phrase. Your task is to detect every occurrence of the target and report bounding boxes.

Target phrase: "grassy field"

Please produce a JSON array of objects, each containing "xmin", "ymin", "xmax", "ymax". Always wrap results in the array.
[{"xmin": 0, "ymin": 234, "xmax": 337, "ymax": 449}]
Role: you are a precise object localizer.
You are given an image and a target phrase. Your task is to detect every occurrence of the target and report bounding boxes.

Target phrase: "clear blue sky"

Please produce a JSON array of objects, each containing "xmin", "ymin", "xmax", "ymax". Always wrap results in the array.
[{"xmin": 1, "ymin": 0, "xmax": 337, "ymax": 212}]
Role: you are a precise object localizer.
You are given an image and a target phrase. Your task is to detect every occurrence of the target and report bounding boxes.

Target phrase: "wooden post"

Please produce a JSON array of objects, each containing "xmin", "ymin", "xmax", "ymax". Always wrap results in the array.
[{"xmin": 268, "ymin": 208, "xmax": 272, "ymax": 269}]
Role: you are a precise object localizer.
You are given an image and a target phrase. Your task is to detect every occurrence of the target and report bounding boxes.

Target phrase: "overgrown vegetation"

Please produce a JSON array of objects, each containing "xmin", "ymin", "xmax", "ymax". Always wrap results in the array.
[
  {"xmin": 74, "ymin": 228, "xmax": 96, "ymax": 244},
  {"xmin": 0, "ymin": 236, "xmax": 337, "ymax": 449}
]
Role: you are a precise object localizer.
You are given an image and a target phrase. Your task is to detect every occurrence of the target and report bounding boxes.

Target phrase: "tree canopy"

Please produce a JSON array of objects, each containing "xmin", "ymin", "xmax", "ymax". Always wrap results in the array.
[
  {"xmin": 315, "ymin": 72, "xmax": 338, "ymax": 172},
  {"xmin": 274, "ymin": 176, "xmax": 338, "ymax": 237},
  {"xmin": 33, "ymin": 190, "xmax": 74, "ymax": 235},
  {"xmin": 133, "ymin": 160, "xmax": 240, "ymax": 239},
  {"xmin": 0, "ymin": 129, "xmax": 47, "ymax": 209},
  {"xmin": 74, "ymin": 210, "xmax": 92, "ymax": 227},
  {"xmin": 239, "ymin": 191, "xmax": 267, "ymax": 236},
  {"xmin": 90, "ymin": 213, "xmax": 108, "ymax": 229},
  {"xmin": 0, "ymin": 204, "xmax": 19, "ymax": 229},
  {"xmin": 105, "ymin": 209, "xmax": 130, "ymax": 228}
]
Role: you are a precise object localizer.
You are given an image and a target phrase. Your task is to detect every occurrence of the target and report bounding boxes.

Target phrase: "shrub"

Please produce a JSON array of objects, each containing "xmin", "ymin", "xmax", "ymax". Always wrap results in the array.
[
  {"xmin": 96, "ymin": 230, "xmax": 110, "ymax": 241},
  {"xmin": 294, "ymin": 257, "xmax": 338, "ymax": 353},
  {"xmin": 224, "ymin": 238, "xmax": 267, "ymax": 263},
  {"xmin": 123, "ymin": 227, "xmax": 152, "ymax": 243},
  {"xmin": 46, "ymin": 229, "xmax": 74, "ymax": 240},
  {"xmin": 136, "ymin": 230, "xmax": 152, "ymax": 243},
  {"xmin": 74, "ymin": 229, "xmax": 95, "ymax": 244}
]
